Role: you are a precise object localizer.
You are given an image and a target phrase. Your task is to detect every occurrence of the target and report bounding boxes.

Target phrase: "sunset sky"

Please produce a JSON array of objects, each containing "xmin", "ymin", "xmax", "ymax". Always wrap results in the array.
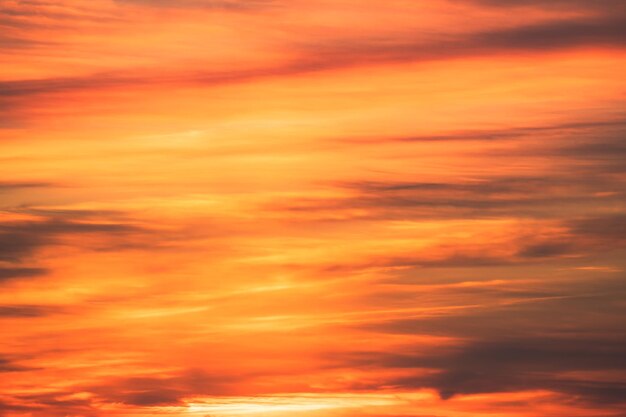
[{"xmin": 1, "ymin": 0, "xmax": 626, "ymax": 416}]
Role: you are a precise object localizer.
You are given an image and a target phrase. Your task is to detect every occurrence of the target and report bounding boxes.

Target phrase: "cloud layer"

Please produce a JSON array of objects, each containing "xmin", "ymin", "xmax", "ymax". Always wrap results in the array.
[{"xmin": 1, "ymin": 1, "xmax": 625, "ymax": 416}]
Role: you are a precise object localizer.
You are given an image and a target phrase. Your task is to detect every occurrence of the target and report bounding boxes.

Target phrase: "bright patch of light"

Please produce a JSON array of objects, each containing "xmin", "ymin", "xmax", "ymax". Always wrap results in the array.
[{"xmin": 185, "ymin": 393, "xmax": 410, "ymax": 415}]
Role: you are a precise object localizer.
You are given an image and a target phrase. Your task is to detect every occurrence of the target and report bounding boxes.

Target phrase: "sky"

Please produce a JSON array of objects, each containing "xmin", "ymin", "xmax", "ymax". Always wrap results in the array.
[{"xmin": 1, "ymin": 0, "xmax": 625, "ymax": 416}]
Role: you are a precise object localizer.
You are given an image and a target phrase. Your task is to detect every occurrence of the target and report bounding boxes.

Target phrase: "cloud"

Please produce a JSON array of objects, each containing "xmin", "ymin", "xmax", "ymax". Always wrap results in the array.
[
  {"xmin": 1, "ymin": 2, "xmax": 625, "ymax": 416},
  {"xmin": 0, "ymin": 33, "xmax": 51, "ymax": 49},
  {"xmin": 3, "ymin": 12, "xmax": 626, "ymax": 108},
  {"xmin": 367, "ymin": 276, "xmax": 626, "ymax": 335},
  {"xmin": 0, "ymin": 369, "xmax": 236, "ymax": 417},
  {"xmin": 0, "ymin": 0, "xmax": 123, "ymax": 31},
  {"xmin": 3, "ymin": 392, "xmax": 97, "ymax": 417},
  {"xmin": 0, "ymin": 219, "xmax": 135, "ymax": 261},
  {"xmin": 295, "ymin": 14, "xmax": 626, "ymax": 72},
  {"xmin": 0, "ymin": 369, "xmax": 237, "ymax": 416},
  {"xmin": 0, "ymin": 304, "xmax": 62, "ymax": 318},
  {"xmin": 514, "ymin": 214, "xmax": 626, "ymax": 259},
  {"xmin": 318, "ymin": 213, "xmax": 626, "ymax": 277},
  {"xmin": 388, "ymin": 254, "xmax": 515, "ymax": 268},
  {"xmin": 381, "ymin": 335, "xmax": 626, "ymax": 402},
  {"xmin": 0, "ymin": 226, "xmax": 47, "ymax": 262},
  {"xmin": 0, "ymin": 356, "xmax": 35, "ymax": 372},
  {"xmin": 320, "ymin": 177, "xmax": 621, "ymax": 221},
  {"xmin": 352, "ymin": 119, "xmax": 626, "ymax": 144},
  {"xmin": 0, "ymin": 267, "xmax": 47, "ymax": 283},
  {"xmin": 87, "ymin": 369, "xmax": 236, "ymax": 406},
  {"xmin": 273, "ymin": 118, "xmax": 626, "ymax": 223},
  {"xmin": 346, "ymin": 276, "xmax": 626, "ymax": 404},
  {"xmin": 0, "ymin": 74, "xmax": 133, "ymax": 98},
  {"xmin": 0, "ymin": 210, "xmax": 147, "ymax": 262},
  {"xmin": 0, "ymin": 181, "xmax": 54, "ymax": 191},
  {"xmin": 472, "ymin": 15, "xmax": 626, "ymax": 51},
  {"xmin": 114, "ymin": 0, "xmax": 275, "ymax": 9},
  {"xmin": 568, "ymin": 214, "xmax": 626, "ymax": 242},
  {"xmin": 517, "ymin": 242, "xmax": 576, "ymax": 258},
  {"xmin": 462, "ymin": 0, "xmax": 626, "ymax": 13}
]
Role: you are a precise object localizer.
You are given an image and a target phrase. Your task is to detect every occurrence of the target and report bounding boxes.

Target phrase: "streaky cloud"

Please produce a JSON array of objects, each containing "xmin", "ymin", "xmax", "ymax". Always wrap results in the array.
[
  {"xmin": 0, "ymin": 304, "xmax": 62, "ymax": 318},
  {"xmin": 0, "ymin": 267, "xmax": 48, "ymax": 283}
]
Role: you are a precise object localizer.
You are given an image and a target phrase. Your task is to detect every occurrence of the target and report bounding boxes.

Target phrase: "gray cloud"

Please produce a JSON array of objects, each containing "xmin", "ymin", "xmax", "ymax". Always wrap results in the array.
[
  {"xmin": 0, "ymin": 227, "xmax": 47, "ymax": 262},
  {"xmin": 345, "ymin": 276, "xmax": 626, "ymax": 403},
  {"xmin": 2, "ymin": 392, "xmax": 97, "ymax": 417},
  {"xmin": 378, "ymin": 335, "xmax": 626, "ymax": 402},
  {"xmin": 568, "ymin": 214, "xmax": 626, "ymax": 242},
  {"xmin": 277, "ymin": 118, "xmax": 626, "ymax": 223},
  {"xmin": 0, "ymin": 267, "xmax": 47, "ymax": 283},
  {"xmin": 3, "ymin": 11, "xmax": 625, "ymax": 107},
  {"xmin": 0, "ymin": 356, "xmax": 36, "ymax": 372},
  {"xmin": 0, "ymin": 34, "xmax": 51, "ymax": 49},
  {"xmin": 0, "ymin": 304, "xmax": 62, "ymax": 318},
  {"xmin": 86, "ymin": 369, "xmax": 236, "ymax": 406},
  {"xmin": 114, "ymin": 0, "xmax": 275, "ymax": 9},
  {"xmin": 296, "ymin": 14, "xmax": 626, "ymax": 71},
  {"xmin": 0, "ymin": 74, "xmax": 133, "ymax": 98},
  {"xmin": 353, "ymin": 119, "xmax": 626, "ymax": 144},
  {"xmin": 0, "ymin": 208, "xmax": 148, "ymax": 265},
  {"xmin": 462, "ymin": 0, "xmax": 626, "ymax": 13},
  {"xmin": 0, "ymin": 181, "xmax": 54, "ymax": 191},
  {"xmin": 0, "ymin": 218, "xmax": 140, "ymax": 261},
  {"xmin": 318, "ymin": 177, "xmax": 623, "ymax": 221},
  {"xmin": 517, "ymin": 242, "xmax": 577, "ymax": 258},
  {"xmin": 483, "ymin": 15, "xmax": 626, "ymax": 50},
  {"xmin": 0, "ymin": 369, "xmax": 238, "ymax": 416}
]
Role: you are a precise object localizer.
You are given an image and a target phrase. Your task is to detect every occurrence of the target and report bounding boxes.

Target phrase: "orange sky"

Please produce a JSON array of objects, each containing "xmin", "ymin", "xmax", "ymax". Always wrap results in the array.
[{"xmin": 1, "ymin": 1, "xmax": 626, "ymax": 416}]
